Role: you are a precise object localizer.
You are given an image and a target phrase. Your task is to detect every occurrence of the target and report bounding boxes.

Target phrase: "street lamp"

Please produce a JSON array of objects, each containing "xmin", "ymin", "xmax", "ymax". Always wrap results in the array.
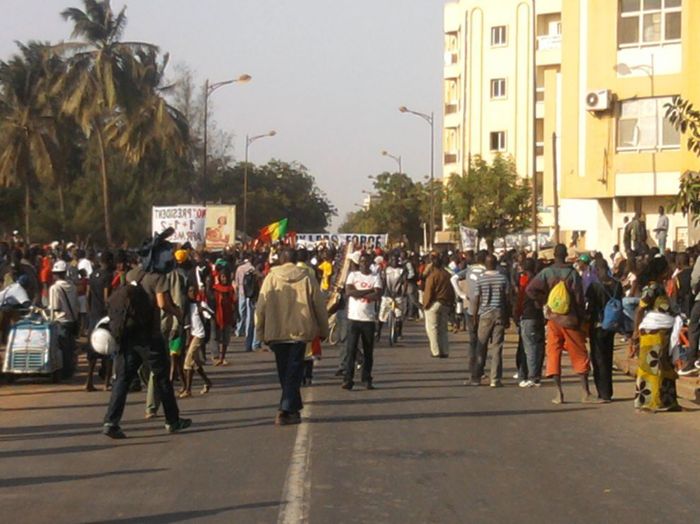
[
  {"xmin": 243, "ymin": 130, "xmax": 277, "ymax": 236},
  {"xmin": 399, "ymin": 106, "xmax": 435, "ymax": 248},
  {"xmin": 381, "ymin": 150, "xmax": 402, "ymax": 174},
  {"xmin": 201, "ymin": 74, "xmax": 251, "ymax": 201}
]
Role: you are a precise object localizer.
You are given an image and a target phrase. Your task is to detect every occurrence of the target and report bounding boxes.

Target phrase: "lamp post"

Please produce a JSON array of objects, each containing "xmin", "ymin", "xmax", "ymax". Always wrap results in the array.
[
  {"xmin": 381, "ymin": 150, "xmax": 402, "ymax": 174},
  {"xmin": 399, "ymin": 106, "xmax": 435, "ymax": 248},
  {"xmin": 202, "ymin": 73, "xmax": 251, "ymax": 202},
  {"xmin": 243, "ymin": 130, "xmax": 277, "ymax": 236}
]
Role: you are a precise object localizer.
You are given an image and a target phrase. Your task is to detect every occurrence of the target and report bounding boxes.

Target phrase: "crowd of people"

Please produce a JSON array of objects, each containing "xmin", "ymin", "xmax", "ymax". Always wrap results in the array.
[{"xmin": 1, "ymin": 223, "xmax": 699, "ymax": 438}]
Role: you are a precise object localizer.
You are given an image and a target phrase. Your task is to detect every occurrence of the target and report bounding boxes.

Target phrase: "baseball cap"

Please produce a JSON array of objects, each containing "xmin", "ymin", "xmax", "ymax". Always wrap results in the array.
[
  {"xmin": 578, "ymin": 253, "xmax": 591, "ymax": 264},
  {"xmin": 52, "ymin": 260, "xmax": 68, "ymax": 273},
  {"xmin": 66, "ymin": 242, "xmax": 76, "ymax": 250},
  {"xmin": 349, "ymin": 251, "xmax": 362, "ymax": 265}
]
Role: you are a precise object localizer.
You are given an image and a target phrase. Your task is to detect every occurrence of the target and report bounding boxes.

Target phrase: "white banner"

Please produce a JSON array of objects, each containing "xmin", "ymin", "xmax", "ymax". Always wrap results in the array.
[
  {"xmin": 296, "ymin": 233, "xmax": 389, "ymax": 247},
  {"xmin": 152, "ymin": 205, "xmax": 206, "ymax": 248},
  {"xmin": 459, "ymin": 226, "xmax": 478, "ymax": 250}
]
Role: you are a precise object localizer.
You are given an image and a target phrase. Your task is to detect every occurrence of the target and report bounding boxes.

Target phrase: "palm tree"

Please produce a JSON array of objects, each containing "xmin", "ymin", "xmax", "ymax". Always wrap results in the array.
[
  {"xmin": 0, "ymin": 42, "xmax": 62, "ymax": 243},
  {"xmin": 55, "ymin": 0, "xmax": 158, "ymax": 245}
]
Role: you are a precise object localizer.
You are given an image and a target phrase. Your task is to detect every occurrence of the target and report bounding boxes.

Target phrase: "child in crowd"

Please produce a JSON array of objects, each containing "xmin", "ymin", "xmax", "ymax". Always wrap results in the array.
[
  {"xmin": 180, "ymin": 285, "xmax": 212, "ymax": 398},
  {"xmin": 213, "ymin": 270, "xmax": 236, "ymax": 366}
]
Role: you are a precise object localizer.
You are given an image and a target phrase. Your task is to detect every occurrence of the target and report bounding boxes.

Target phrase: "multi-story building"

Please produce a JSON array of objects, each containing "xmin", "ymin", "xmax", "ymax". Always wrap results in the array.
[
  {"xmin": 442, "ymin": 0, "xmax": 562, "ymax": 240},
  {"xmin": 443, "ymin": 0, "xmax": 699, "ymax": 251}
]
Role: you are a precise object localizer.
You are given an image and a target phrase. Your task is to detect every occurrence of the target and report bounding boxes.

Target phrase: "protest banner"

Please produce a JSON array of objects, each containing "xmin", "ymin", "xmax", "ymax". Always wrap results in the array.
[
  {"xmin": 459, "ymin": 226, "xmax": 478, "ymax": 250},
  {"xmin": 204, "ymin": 205, "xmax": 236, "ymax": 250},
  {"xmin": 152, "ymin": 205, "xmax": 206, "ymax": 248},
  {"xmin": 295, "ymin": 233, "xmax": 389, "ymax": 247}
]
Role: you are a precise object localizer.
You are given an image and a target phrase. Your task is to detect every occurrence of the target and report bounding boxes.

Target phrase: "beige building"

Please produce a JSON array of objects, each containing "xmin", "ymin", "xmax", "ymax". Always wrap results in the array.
[{"xmin": 443, "ymin": 0, "xmax": 562, "ymax": 238}]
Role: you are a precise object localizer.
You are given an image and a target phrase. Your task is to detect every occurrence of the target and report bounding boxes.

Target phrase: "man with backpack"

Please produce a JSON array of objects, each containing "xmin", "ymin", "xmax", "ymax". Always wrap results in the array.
[
  {"xmin": 585, "ymin": 259, "xmax": 623, "ymax": 402},
  {"xmin": 49, "ymin": 260, "xmax": 80, "ymax": 379},
  {"xmin": 241, "ymin": 261, "xmax": 262, "ymax": 352},
  {"xmin": 102, "ymin": 231, "xmax": 192, "ymax": 439},
  {"xmin": 234, "ymin": 253, "xmax": 254, "ymax": 337},
  {"xmin": 526, "ymin": 244, "xmax": 595, "ymax": 404}
]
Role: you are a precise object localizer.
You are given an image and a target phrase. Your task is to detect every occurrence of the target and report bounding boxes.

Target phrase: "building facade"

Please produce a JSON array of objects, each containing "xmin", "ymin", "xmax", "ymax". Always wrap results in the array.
[{"xmin": 444, "ymin": 0, "xmax": 699, "ymax": 251}]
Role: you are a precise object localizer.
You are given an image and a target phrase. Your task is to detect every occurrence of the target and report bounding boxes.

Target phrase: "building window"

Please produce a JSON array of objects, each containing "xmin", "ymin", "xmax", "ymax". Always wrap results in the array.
[
  {"xmin": 490, "ymin": 78, "xmax": 506, "ymax": 99},
  {"xmin": 617, "ymin": 96, "xmax": 680, "ymax": 151},
  {"xmin": 491, "ymin": 26, "xmax": 507, "ymax": 46},
  {"xmin": 618, "ymin": 0, "xmax": 681, "ymax": 47},
  {"xmin": 490, "ymin": 131, "xmax": 506, "ymax": 152}
]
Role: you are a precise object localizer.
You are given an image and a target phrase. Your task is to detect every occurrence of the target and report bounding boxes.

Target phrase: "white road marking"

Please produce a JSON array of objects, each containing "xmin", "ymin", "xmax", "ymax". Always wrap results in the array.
[{"xmin": 277, "ymin": 389, "xmax": 313, "ymax": 524}]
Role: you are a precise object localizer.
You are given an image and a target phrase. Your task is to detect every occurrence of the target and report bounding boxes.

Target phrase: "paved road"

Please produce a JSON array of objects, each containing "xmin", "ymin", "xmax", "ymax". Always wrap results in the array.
[{"xmin": 1, "ymin": 323, "xmax": 698, "ymax": 524}]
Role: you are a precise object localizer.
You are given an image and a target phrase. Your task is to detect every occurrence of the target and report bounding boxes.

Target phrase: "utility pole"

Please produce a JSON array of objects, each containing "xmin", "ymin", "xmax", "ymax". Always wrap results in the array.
[{"xmin": 552, "ymin": 132, "xmax": 560, "ymax": 244}]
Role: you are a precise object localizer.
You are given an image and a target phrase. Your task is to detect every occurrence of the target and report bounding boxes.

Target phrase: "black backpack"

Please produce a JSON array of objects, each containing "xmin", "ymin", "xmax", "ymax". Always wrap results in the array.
[
  {"xmin": 243, "ymin": 269, "xmax": 260, "ymax": 300},
  {"xmin": 107, "ymin": 278, "xmax": 153, "ymax": 346}
]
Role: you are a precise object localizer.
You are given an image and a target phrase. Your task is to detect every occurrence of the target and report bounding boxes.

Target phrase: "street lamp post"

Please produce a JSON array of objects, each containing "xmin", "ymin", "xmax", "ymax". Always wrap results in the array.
[
  {"xmin": 202, "ymin": 74, "xmax": 252, "ymax": 202},
  {"xmin": 399, "ymin": 106, "xmax": 435, "ymax": 249},
  {"xmin": 243, "ymin": 130, "xmax": 277, "ymax": 236},
  {"xmin": 381, "ymin": 150, "xmax": 402, "ymax": 174}
]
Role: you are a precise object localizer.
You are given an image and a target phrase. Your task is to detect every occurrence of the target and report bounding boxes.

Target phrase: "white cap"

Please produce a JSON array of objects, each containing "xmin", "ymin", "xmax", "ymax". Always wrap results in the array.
[
  {"xmin": 52, "ymin": 260, "xmax": 68, "ymax": 273},
  {"xmin": 66, "ymin": 242, "xmax": 76, "ymax": 249},
  {"xmin": 50, "ymin": 241, "xmax": 59, "ymax": 249},
  {"xmin": 349, "ymin": 251, "xmax": 361, "ymax": 265}
]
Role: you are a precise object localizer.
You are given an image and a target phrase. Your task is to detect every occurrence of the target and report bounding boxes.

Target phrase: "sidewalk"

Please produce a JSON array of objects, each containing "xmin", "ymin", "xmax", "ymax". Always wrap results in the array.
[{"xmin": 612, "ymin": 345, "xmax": 700, "ymax": 404}]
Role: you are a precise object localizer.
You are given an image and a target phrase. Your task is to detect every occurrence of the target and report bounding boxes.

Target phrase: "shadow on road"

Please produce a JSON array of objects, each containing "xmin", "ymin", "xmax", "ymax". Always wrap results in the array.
[
  {"xmin": 82, "ymin": 501, "xmax": 281, "ymax": 524},
  {"xmin": 0, "ymin": 467, "xmax": 168, "ymax": 488},
  {"xmin": 0, "ymin": 440, "xmax": 167, "ymax": 459}
]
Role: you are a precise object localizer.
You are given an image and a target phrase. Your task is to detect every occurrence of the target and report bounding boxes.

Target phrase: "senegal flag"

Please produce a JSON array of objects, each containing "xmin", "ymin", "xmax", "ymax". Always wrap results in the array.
[{"xmin": 258, "ymin": 218, "xmax": 288, "ymax": 243}]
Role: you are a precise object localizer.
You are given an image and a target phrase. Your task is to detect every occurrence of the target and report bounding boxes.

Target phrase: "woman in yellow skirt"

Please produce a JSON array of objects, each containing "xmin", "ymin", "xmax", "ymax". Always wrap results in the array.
[{"xmin": 632, "ymin": 256, "xmax": 680, "ymax": 412}]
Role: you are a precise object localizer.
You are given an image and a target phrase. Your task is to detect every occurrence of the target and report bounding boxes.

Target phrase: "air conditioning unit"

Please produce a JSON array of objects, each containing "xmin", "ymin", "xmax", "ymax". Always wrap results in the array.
[{"xmin": 585, "ymin": 89, "xmax": 611, "ymax": 112}]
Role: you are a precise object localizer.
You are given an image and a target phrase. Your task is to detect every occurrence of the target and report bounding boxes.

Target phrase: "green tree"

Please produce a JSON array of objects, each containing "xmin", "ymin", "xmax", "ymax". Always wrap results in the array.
[
  {"xmin": 665, "ymin": 96, "xmax": 700, "ymax": 223},
  {"xmin": 0, "ymin": 42, "xmax": 62, "ymax": 243},
  {"xmin": 443, "ymin": 155, "xmax": 531, "ymax": 250},
  {"xmin": 56, "ymin": 0, "xmax": 159, "ymax": 245}
]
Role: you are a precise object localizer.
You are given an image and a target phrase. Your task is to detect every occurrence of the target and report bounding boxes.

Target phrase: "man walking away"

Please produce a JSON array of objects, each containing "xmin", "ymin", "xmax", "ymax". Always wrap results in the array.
[
  {"xmin": 49, "ymin": 260, "xmax": 80, "ymax": 378},
  {"xmin": 451, "ymin": 251, "xmax": 486, "ymax": 366},
  {"xmin": 102, "ymin": 232, "xmax": 191, "ymax": 438},
  {"xmin": 585, "ymin": 259, "xmax": 623, "ymax": 402},
  {"xmin": 377, "ymin": 254, "xmax": 407, "ymax": 341},
  {"xmin": 526, "ymin": 243, "xmax": 595, "ymax": 404},
  {"xmin": 86, "ymin": 251, "xmax": 114, "ymax": 391},
  {"xmin": 423, "ymin": 252, "xmax": 456, "ymax": 358},
  {"xmin": 471, "ymin": 255, "xmax": 510, "ymax": 387},
  {"xmin": 255, "ymin": 247, "xmax": 329, "ymax": 425},
  {"xmin": 234, "ymin": 254, "xmax": 254, "ymax": 337},
  {"xmin": 343, "ymin": 253, "xmax": 382, "ymax": 390},
  {"xmin": 654, "ymin": 206, "xmax": 669, "ymax": 253},
  {"xmin": 514, "ymin": 258, "xmax": 545, "ymax": 387}
]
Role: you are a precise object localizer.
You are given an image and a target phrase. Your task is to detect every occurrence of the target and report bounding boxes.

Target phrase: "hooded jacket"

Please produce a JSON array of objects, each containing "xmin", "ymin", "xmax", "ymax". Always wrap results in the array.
[{"xmin": 255, "ymin": 263, "xmax": 329, "ymax": 344}]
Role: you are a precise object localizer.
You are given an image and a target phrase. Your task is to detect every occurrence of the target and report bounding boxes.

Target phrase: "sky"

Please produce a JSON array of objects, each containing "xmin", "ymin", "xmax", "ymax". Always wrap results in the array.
[{"xmin": 1, "ymin": 0, "xmax": 446, "ymax": 230}]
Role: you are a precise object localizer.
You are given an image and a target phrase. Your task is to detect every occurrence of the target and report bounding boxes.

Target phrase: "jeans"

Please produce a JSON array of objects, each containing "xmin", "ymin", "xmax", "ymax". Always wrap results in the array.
[
  {"xmin": 406, "ymin": 282, "xmax": 420, "ymax": 319},
  {"xmin": 244, "ymin": 299, "xmax": 259, "ymax": 351},
  {"xmin": 236, "ymin": 294, "xmax": 247, "ymax": 337},
  {"xmin": 344, "ymin": 320, "xmax": 375, "ymax": 385},
  {"xmin": 271, "ymin": 341, "xmax": 306, "ymax": 413},
  {"xmin": 464, "ymin": 311, "xmax": 476, "ymax": 359},
  {"xmin": 424, "ymin": 302, "xmax": 450, "ymax": 356},
  {"xmin": 57, "ymin": 322, "xmax": 77, "ymax": 379},
  {"xmin": 590, "ymin": 326, "xmax": 614, "ymax": 400},
  {"xmin": 473, "ymin": 310, "xmax": 505, "ymax": 382},
  {"xmin": 104, "ymin": 335, "xmax": 180, "ymax": 427},
  {"xmin": 519, "ymin": 318, "xmax": 545, "ymax": 381},
  {"xmin": 657, "ymin": 231, "xmax": 667, "ymax": 253}
]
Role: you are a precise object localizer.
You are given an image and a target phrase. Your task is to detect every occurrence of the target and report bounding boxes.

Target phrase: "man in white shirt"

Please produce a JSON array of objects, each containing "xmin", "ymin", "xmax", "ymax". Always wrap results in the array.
[
  {"xmin": 654, "ymin": 206, "xmax": 669, "ymax": 253},
  {"xmin": 343, "ymin": 252, "xmax": 382, "ymax": 390},
  {"xmin": 49, "ymin": 260, "xmax": 80, "ymax": 378}
]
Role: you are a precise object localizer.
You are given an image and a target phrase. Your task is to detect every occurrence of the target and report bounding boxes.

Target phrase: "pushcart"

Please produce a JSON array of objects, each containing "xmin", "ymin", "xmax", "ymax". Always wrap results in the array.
[{"xmin": 2, "ymin": 308, "xmax": 62, "ymax": 383}]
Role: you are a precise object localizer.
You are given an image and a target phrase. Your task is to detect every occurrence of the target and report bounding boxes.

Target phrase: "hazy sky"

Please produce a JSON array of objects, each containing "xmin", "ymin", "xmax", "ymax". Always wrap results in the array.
[{"xmin": 1, "ymin": 0, "xmax": 446, "ymax": 229}]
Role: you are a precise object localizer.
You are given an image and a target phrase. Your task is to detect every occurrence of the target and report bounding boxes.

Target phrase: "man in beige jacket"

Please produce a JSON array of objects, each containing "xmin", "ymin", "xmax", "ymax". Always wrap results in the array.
[{"xmin": 255, "ymin": 247, "xmax": 329, "ymax": 426}]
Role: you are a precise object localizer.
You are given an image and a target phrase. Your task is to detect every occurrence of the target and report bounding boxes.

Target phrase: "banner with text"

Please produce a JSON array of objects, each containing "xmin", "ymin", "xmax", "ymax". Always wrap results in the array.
[
  {"xmin": 152, "ymin": 205, "xmax": 206, "ymax": 248},
  {"xmin": 204, "ymin": 205, "xmax": 236, "ymax": 250},
  {"xmin": 295, "ymin": 233, "xmax": 388, "ymax": 247},
  {"xmin": 459, "ymin": 226, "xmax": 479, "ymax": 251}
]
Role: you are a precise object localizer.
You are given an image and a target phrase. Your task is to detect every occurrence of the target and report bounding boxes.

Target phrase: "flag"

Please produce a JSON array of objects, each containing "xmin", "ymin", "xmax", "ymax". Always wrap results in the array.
[{"xmin": 258, "ymin": 218, "xmax": 288, "ymax": 243}]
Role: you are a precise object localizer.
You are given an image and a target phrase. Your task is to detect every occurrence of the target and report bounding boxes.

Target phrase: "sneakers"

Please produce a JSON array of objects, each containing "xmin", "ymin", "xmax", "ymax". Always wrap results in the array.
[
  {"xmin": 165, "ymin": 418, "xmax": 192, "ymax": 434},
  {"xmin": 275, "ymin": 411, "xmax": 302, "ymax": 426},
  {"xmin": 519, "ymin": 380, "xmax": 535, "ymax": 388},
  {"xmin": 103, "ymin": 425, "xmax": 127, "ymax": 439},
  {"xmin": 490, "ymin": 380, "xmax": 503, "ymax": 388},
  {"xmin": 677, "ymin": 362, "xmax": 699, "ymax": 376}
]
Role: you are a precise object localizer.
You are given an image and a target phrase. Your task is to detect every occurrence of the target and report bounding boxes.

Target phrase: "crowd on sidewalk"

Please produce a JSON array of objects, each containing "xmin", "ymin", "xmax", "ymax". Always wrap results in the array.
[{"xmin": 1, "ymin": 216, "xmax": 699, "ymax": 438}]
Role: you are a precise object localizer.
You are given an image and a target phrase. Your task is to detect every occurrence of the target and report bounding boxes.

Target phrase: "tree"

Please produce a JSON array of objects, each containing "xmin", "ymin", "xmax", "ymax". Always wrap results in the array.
[
  {"xmin": 666, "ymin": 96, "xmax": 700, "ymax": 224},
  {"xmin": 56, "ymin": 0, "xmax": 159, "ymax": 245},
  {"xmin": 0, "ymin": 42, "xmax": 62, "ymax": 243},
  {"xmin": 443, "ymin": 155, "xmax": 531, "ymax": 250},
  {"xmin": 339, "ymin": 172, "xmax": 429, "ymax": 248}
]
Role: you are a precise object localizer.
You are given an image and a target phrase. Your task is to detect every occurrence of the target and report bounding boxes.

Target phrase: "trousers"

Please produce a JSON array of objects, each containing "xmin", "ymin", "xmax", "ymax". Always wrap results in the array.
[
  {"xmin": 472, "ymin": 310, "xmax": 505, "ymax": 382},
  {"xmin": 104, "ymin": 335, "xmax": 179, "ymax": 427},
  {"xmin": 590, "ymin": 326, "xmax": 615, "ymax": 400},
  {"xmin": 424, "ymin": 302, "xmax": 450, "ymax": 357},
  {"xmin": 344, "ymin": 320, "xmax": 375, "ymax": 384},
  {"xmin": 271, "ymin": 342, "xmax": 306, "ymax": 413}
]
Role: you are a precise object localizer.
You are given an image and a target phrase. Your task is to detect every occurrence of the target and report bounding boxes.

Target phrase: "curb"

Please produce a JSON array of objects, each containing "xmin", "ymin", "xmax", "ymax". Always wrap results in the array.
[{"xmin": 613, "ymin": 349, "xmax": 700, "ymax": 404}]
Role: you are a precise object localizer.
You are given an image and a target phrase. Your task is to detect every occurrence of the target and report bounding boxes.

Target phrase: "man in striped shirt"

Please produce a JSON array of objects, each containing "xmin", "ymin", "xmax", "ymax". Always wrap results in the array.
[{"xmin": 470, "ymin": 255, "xmax": 511, "ymax": 387}]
